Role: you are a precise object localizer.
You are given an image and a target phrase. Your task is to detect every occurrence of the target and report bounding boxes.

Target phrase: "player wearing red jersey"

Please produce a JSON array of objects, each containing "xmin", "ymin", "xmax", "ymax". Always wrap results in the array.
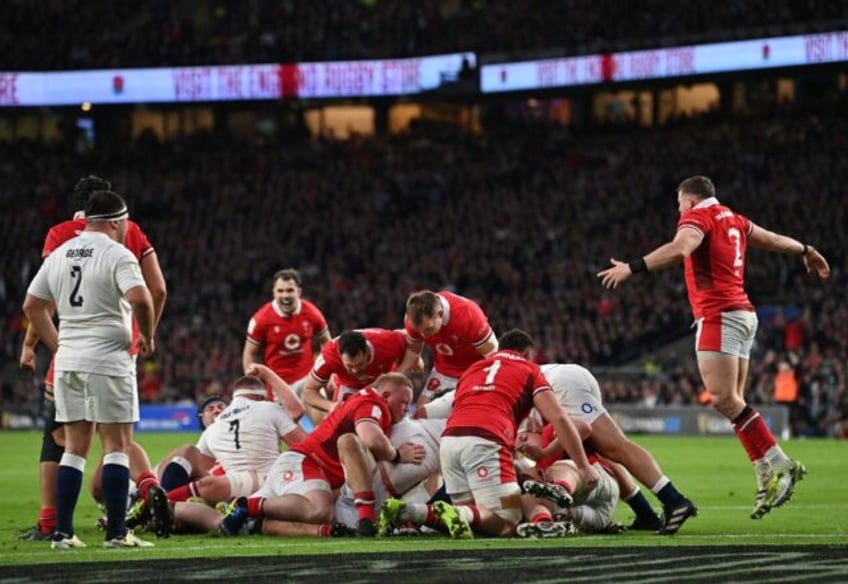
[
  {"xmin": 302, "ymin": 328, "xmax": 412, "ymax": 424},
  {"xmin": 216, "ymin": 373, "xmax": 424, "ymax": 537},
  {"xmin": 403, "ymin": 290, "xmax": 498, "ymax": 406},
  {"xmin": 378, "ymin": 329, "xmax": 598, "ymax": 538},
  {"xmin": 598, "ymin": 175, "xmax": 830, "ymax": 526},
  {"xmin": 18, "ymin": 176, "xmax": 168, "ymax": 541},
  {"xmin": 242, "ymin": 268, "xmax": 331, "ymax": 397}
]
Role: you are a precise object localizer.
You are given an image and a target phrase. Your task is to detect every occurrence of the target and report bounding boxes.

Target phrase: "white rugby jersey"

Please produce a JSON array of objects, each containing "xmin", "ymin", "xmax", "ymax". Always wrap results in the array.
[
  {"xmin": 521, "ymin": 363, "xmax": 606, "ymax": 430},
  {"xmin": 27, "ymin": 231, "xmax": 145, "ymax": 376},
  {"xmin": 196, "ymin": 397, "xmax": 298, "ymax": 473},
  {"xmin": 385, "ymin": 418, "xmax": 446, "ymax": 494}
]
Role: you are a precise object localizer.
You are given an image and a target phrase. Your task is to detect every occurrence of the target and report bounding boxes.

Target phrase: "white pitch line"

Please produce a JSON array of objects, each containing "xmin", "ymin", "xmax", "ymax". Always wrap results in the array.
[
  {"xmin": 7, "ymin": 533, "xmax": 845, "ymax": 562},
  {"xmin": 697, "ymin": 504, "xmax": 837, "ymax": 510}
]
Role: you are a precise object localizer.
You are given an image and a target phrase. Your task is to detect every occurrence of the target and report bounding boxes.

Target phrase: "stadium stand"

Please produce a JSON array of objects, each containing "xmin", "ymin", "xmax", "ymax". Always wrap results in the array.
[
  {"xmin": 1, "ymin": 105, "xmax": 845, "ymax": 437},
  {"xmin": 0, "ymin": 0, "xmax": 845, "ymax": 69},
  {"xmin": 1, "ymin": 0, "xmax": 844, "ymax": 438}
]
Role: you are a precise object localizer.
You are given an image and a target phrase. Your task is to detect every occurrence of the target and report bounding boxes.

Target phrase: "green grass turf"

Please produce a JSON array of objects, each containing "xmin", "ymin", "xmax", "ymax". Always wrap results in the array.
[{"xmin": 0, "ymin": 432, "xmax": 845, "ymax": 565}]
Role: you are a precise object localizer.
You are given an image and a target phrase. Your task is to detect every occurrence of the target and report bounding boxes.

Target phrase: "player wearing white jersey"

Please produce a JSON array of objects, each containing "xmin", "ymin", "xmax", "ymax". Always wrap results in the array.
[
  {"xmin": 532, "ymin": 363, "xmax": 694, "ymax": 534},
  {"xmin": 159, "ymin": 362, "xmax": 303, "ymax": 498},
  {"xmin": 170, "ymin": 372, "xmax": 306, "ymax": 506},
  {"xmin": 520, "ymin": 459, "xmax": 620, "ymax": 536},
  {"xmin": 331, "ymin": 417, "xmax": 446, "ymax": 530},
  {"xmin": 23, "ymin": 190, "xmax": 155, "ymax": 549}
]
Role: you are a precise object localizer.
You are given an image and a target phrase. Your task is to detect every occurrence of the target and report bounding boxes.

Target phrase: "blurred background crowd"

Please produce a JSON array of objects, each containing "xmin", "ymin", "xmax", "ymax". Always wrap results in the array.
[
  {"xmin": 2, "ymin": 108, "xmax": 844, "ymax": 437},
  {"xmin": 0, "ymin": 0, "xmax": 845, "ymax": 438},
  {"xmin": 1, "ymin": 0, "xmax": 845, "ymax": 68}
]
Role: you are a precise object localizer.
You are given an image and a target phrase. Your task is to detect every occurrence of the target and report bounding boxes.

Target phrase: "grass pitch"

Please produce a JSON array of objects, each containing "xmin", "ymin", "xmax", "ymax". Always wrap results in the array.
[{"xmin": 0, "ymin": 432, "xmax": 845, "ymax": 570}]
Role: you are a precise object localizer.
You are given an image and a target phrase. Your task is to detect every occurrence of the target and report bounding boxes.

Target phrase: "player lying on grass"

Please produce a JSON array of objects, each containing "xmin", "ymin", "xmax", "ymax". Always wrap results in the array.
[{"xmin": 516, "ymin": 423, "xmax": 621, "ymax": 537}]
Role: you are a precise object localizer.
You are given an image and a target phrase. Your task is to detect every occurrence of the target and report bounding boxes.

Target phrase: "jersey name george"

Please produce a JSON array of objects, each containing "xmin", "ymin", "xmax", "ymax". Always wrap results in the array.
[{"xmin": 27, "ymin": 231, "xmax": 145, "ymax": 376}]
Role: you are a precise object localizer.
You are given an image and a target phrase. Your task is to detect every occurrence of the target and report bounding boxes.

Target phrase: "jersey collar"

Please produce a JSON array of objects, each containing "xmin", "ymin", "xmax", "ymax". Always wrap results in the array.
[
  {"xmin": 272, "ymin": 299, "xmax": 301, "ymax": 318},
  {"xmin": 693, "ymin": 196, "xmax": 719, "ymax": 209},
  {"xmin": 438, "ymin": 293, "xmax": 451, "ymax": 326}
]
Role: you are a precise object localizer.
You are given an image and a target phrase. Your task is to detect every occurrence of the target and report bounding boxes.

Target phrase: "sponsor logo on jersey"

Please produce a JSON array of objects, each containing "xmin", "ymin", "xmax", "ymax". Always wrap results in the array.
[
  {"xmin": 435, "ymin": 343, "xmax": 454, "ymax": 356},
  {"xmin": 283, "ymin": 333, "xmax": 302, "ymax": 351}
]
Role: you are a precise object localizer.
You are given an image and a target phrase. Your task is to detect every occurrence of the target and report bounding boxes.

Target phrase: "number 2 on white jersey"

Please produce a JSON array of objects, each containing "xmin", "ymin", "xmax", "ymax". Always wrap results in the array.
[
  {"xmin": 69, "ymin": 265, "xmax": 84, "ymax": 307},
  {"xmin": 727, "ymin": 228, "xmax": 744, "ymax": 268}
]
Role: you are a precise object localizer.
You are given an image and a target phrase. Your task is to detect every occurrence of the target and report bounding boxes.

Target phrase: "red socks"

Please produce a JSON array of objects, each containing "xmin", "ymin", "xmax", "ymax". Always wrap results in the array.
[
  {"xmin": 354, "ymin": 490, "xmax": 376, "ymax": 522},
  {"xmin": 732, "ymin": 407, "xmax": 777, "ymax": 461},
  {"xmin": 135, "ymin": 470, "xmax": 160, "ymax": 500},
  {"xmin": 38, "ymin": 508, "xmax": 56, "ymax": 534}
]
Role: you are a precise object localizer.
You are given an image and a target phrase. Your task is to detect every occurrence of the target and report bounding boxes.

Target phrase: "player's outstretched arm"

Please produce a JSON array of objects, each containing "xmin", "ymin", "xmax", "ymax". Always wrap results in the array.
[
  {"xmin": 598, "ymin": 228, "xmax": 703, "ymax": 289},
  {"xmin": 748, "ymin": 223, "xmax": 830, "ymax": 279},
  {"xmin": 246, "ymin": 363, "xmax": 306, "ymax": 422}
]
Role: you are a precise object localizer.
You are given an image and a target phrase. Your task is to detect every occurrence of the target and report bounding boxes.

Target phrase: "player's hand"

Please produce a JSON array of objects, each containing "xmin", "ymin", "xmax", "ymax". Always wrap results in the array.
[
  {"xmin": 409, "ymin": 357, "xmax": 425, "ymax": 374},
  {"xmin": 397, "ymin": 441, "xmax": 426, "ymax": 465},
  {"xmin": 597, "ymin": 258, "xmax": 632, "ymax": 289},
  {"xmin": 516, "ymin": 443, "xmax": 543, "ymax": 460},
  {"xmin": 803, "ymin": 247, "xmax": 830, "ymax": 279},
  {"xmin": 138, "ymin": 335, "xmax": 155, "ymax": 355},
  {"xmin": 19, "ymin": 345, "xmax": 36, "ymax": 371},
  {"xmin": 245, "ymin": 363, "xmax": 268, "ymax": 378}
]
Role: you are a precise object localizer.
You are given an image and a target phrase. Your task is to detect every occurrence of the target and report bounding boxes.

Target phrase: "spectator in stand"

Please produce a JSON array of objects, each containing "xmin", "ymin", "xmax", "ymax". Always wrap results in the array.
[{"xmin": 1, "ymin": 1, "xmax": 844, "ymax": 69}]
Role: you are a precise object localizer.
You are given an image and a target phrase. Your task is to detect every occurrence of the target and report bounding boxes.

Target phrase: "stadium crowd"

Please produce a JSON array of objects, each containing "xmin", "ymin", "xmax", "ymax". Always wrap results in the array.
[
  {"xmin": 1, "ymin": 106, "xmax": 844, "ymax": 438},
  {"xmin": 1, "ymin": 0, "xmax": 844, "ymax": 69}
]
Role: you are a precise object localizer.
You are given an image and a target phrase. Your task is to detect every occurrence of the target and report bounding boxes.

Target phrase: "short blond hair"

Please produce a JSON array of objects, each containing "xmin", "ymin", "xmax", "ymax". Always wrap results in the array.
[
  {"xmin": 406, "ymin": 290, "xmax": 440, "ymax": 327},
  {"xmin": 372, "ymin": 372, "xmax": 413, "ymax": 391}
]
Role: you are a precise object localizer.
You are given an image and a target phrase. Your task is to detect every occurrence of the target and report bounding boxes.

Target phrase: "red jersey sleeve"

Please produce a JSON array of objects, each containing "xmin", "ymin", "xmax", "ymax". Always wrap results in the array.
[
  {"xmin": 677, "ymin": 208, "xmax": 711, "ymax": 237},
  {"xmin": 351, "ymin": 397, "xmax": 392, "ymax": 435},
  {"xmin": 42, "ymin": 227, "xmax": 62, "ymax": 258},
  {"xmin": 124, "ymin": 221, "xmax": 154, "ymax": 261},
  {"xmin": 246, "ymin": 309, "xmax": 267, "ymax": 345},
  {"xmin": 535, "ymin": 424, "xmax": 561, "ymax": 471},
  {"xmin": 386, "ymin": 329, "xmax": 409, "ymax": 359},
  {"xmin": 311, "ymin": 340, "xmax": 339, "ymax": 383},
  {"xmin": 304, "ymin": 301, "xmax": 329, "ymax": 335},
  {"xmin": 403, "ymin": 316, "xmax": 424, "ymax": 343},
  {"xmin": 531, "ymin": 369, "xmax": 553, "ymax": 397},
  {"xmin": 462, "ymin": 301, "xmax": 494, "ymax": 347},
  {"xmin": 741, "ymin": 214, "xmax": 753, "ymax": 236}
]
